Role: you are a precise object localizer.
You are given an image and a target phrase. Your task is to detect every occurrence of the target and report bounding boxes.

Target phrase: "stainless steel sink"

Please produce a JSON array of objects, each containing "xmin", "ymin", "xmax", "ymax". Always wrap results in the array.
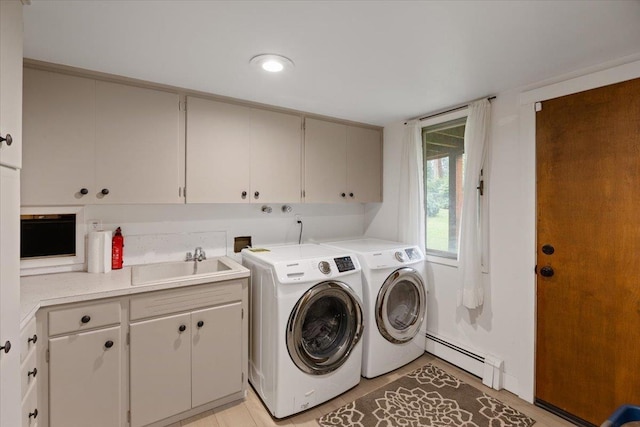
[{"xmin": 131, "ymin": 257, "xmax": 244, "ymax": 286}]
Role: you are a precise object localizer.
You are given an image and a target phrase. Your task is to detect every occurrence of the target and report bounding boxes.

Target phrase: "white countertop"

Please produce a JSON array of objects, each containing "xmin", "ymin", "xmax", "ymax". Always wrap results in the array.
[{"xmin": 20, "ymin": 258, "xmax": 250, "ymax": 328}]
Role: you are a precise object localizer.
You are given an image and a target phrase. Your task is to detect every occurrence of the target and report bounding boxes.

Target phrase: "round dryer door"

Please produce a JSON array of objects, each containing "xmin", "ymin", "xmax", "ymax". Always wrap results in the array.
[
  {"xmin": 287, "ymin": 281, "xmax": 363, "ymax": 375},
  {"xmin": 376, "ymin": 267, "xmax": 426, "ymax": 344}
]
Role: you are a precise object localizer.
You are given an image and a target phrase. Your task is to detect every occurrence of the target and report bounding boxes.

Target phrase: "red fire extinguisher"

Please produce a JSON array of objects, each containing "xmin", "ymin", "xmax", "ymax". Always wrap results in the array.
[{"xmin": 112, "ymin": 227, "xmax": 124, "ymax": 270}]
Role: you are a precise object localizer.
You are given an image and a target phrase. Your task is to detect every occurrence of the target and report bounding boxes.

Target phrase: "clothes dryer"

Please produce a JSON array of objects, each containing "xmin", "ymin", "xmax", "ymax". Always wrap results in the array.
[
  {"xmin": 322, "ymin": 238, "xmax": 427, "ymax": 378},
  {"xmin": 241, "ymin": 244, "xmax": 364, "ymax": 418}
]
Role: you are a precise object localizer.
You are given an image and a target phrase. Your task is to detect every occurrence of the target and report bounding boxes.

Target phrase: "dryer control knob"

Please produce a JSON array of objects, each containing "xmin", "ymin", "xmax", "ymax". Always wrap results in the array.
[
  {"xmin": 318, "ymin": 261, "xmax": 331, "ymax": 275},
  {"xmin": 395, "ymin": 251, "xmax": 406, "ymax": 262}
]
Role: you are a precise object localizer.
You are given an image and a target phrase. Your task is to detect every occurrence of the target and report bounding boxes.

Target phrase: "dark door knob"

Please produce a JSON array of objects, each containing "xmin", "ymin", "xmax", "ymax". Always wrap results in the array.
[
  {"xmin": 81, "ymin": 315, "xmax": 91, "ymax": 324},
  {"xmin": 349, "ymin": 192, "xmax": 354, "ymax": 198},
  {"xmin": 254, "ymin": 191, "xmax": 260, "ymax": 199},
  {"xmin": 29, "ymin": 409, "xmax": 38, "ymax": 419},
  {"xmin": 101, "ymin": 188, "xmax": 109, "ymax": 195},
  {"xmin": 341, "ymin": 193, "xmax": 346, "ymax": 198},
  {"xmin": 0, "ymin": 133, "xmax": 12, "ymax": 146},
  {"xmin": 540, "ymin": 266, "xmax": 555, "ymax": 277},
  {"xmin": 28, "ymin": 334, "xmax": 37, "ymax": 344},
  {"xmin": 542, "ymin": 244, "xmax": 555, "ymax": 255},
  {"xmin": 0, "ymin": 341, "xmax": 11, "ymax": 353},
  {"xmin": 28, "ymin": 368, "xmax": 38, "ymax": 378},
  {"xmin": 241, "ymin": 191, "xmax": 247, "ymax": 199},
  {"xmin": 80, "ymin": 188, "xmax": 89, "ymax": 195},
  {"xmin": 178, "ymin": 324, "xmax": 186, "ymax": 332},
  {"xmin": 197, "ymin": 320, "xmax": 204, "ymax": 328},
  {"xmin": 104, "ymin": 340, "xmax": 114, "ymax": 349}
]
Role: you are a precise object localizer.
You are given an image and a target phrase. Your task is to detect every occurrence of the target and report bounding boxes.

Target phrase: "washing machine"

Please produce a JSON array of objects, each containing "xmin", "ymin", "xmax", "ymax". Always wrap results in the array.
[
  {"xmin": 241, "ymin": 244, "xmax": 364, "ymax": 418},
  {"xmin": 322, "ymin": 238, "xmax": 427, "ymax": 378}
]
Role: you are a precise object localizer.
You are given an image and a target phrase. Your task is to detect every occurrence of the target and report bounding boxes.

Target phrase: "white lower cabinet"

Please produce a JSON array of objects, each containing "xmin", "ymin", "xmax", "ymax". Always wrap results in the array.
[
  {"xmin": 130, "ymin": 302, "xmax": 243, "ymax": 427},
  {"xmin": 49, "ymin": 326, "xmax": 122, "ymax": 427}
]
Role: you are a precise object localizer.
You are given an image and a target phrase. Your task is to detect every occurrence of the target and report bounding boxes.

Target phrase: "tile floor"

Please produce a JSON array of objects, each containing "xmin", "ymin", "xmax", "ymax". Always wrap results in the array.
[{"xmin": 174, "ymin": 354, "xmax": 574, "ymax": 427}]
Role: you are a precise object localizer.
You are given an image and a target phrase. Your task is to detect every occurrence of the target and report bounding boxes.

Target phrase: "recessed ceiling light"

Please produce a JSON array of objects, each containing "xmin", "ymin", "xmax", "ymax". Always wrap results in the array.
[{"xmin": 250, "ymin": 54, "xmax": 294, "ymax": 73}]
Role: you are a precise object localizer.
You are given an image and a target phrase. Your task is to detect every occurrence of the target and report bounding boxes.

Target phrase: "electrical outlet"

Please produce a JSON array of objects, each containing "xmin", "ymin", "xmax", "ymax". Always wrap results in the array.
[
  {"xmin": 295, "ymin": 214, "xmax": 302, "ymax": 223},
  {"xmin": 87, "ymin": 219, "xmax": 102, "ymax": 231}
]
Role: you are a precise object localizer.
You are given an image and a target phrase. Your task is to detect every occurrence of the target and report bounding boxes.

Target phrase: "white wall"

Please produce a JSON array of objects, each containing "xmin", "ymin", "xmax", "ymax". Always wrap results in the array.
[{"xmin": 365, "ymin": 56, "xmax": 640, "ymax": 401}]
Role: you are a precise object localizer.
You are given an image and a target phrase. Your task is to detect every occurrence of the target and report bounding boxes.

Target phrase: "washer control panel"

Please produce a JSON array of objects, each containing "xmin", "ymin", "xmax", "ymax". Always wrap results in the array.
[
  {"xmin": 334, "ymin": 256, "xmax": 356, "ymax": 272},
  {"xmin": 318, "ymin": 260, "xmax": 331, "ymax": 275},
  {"xmin": 394, "ymin": 251, "xmax": 406, "ymax": 262}
]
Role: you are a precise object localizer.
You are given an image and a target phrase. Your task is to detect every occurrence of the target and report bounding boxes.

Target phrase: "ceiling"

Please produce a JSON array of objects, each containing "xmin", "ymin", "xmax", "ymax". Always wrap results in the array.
[{"xmin": 22, "ymin": 1, "xmax": 640, "ymax": 126}]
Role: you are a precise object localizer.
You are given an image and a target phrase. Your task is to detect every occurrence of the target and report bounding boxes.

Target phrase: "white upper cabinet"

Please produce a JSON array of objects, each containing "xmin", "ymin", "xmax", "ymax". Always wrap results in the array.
[
  {"xmin": 186, "ymin": 96, "xmax": 302, "ymax": 203},
  {"xmin": 22, "ymin": 68, "xmax": 96, "ymax": 205},
  {"xmin": 21, "ymin": 69, "xmax": 184, "ymax": 205},
  {"xmin": 304, "ymin": 118, "xmax": 382, "ymax": 203},
  {"xmin": 186, "ymin": 97, "xmax": 251, "ymax": 203},
  {"xmin": 95, "ymin": 81, "xmax": 182, "ymax": 204},
  {"xmin": 0, "ymin": 0, "xmax": 22, "ymax": 169}
]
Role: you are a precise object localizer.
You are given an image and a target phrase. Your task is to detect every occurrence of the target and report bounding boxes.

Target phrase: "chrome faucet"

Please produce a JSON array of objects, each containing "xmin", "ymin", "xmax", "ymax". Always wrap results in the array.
[{"xmin": 193, "ymin": 247, "xmax": 206, "ymax": 262}]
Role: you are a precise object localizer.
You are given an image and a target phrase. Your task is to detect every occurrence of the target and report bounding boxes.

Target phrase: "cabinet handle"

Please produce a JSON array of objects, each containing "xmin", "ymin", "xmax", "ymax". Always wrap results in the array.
[
  {"xmin": 28, "ymin": 368, "xmax": 38, "ymax": 378},
  {"xmin": 29, "ymin": 409, "xmax": 38, "ymax": 419},
  {"xmin": 0, "ymin": 341, "xmax": 11, "ymax": 354},
  {"xmin": 0, "ymin": 133, "xmax": 12, "ymax": 146},
  {"xmin": 178, "ymin": 325, "xmax": 186, "ymax": 332},
  {"xmin": 28, "ymin": 334, "xmax": 37, "ymax": 344},
  {"xmin": 341, "ymin": 193, "xmax": 346, "ymax": 198},
  {"xmin": 80, "ymin": 188, "xmax": 89, "ymax": 195},
  {"xmin": 241, "ymin": 191, "xmax": 247, "ymax": 199},
  {"xmin": 104, "ymin": 340, "xmax": 114, "ymax": 349},
  {"xmin": 81, "ymin": 315, "xmax": 91, "ymax": 324},
  {"xmin": 101, "ymin": 188, "xmax": 110, "ymax": 195},
  {"xmin": 349, "ymin": 192, "xmax": 354, "ymax": 198},
  {"xmin": 254, "ymin": 191, "xmax": 260, "ymax": 199},
  {"xmin": 197, "ymin": 320, "xmax": 204, "ymax": 328}
]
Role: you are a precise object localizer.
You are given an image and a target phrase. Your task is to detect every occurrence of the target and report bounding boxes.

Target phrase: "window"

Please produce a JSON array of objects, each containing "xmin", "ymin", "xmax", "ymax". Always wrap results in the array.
[{"xmin": 422, "ymin": 116, "xmax": 466, "ymax": 259}]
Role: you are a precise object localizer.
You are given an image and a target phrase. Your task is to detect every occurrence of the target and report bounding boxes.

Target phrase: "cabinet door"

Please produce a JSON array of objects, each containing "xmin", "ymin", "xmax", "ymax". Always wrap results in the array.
[
  {"xmin": 22, "ymin": 69, "xmax": 96, "ymax": 205},
  {"xmin": 0, "ymin": 0, "xmax": 22, "ymax": 169},
  {"xmin": 49, "ymin": 326, "xmax": 122, "ymax": 427},
  {"xmin": 0, "ymin": 167, "xmax": 20, "ymax": 427},
  {"xmin": 304, "ymin": 118, "xmax": 347, "ymax": 203},
  {"xmin": 95, "ymin": 81, "xmax": 182, "ymax": 204},
  {"xmin": 191, "ymin": 302, "xmax": 242, "ymax": 408},
  {"xmin": 185, "ymin": 97, "xmax": 251, "ymax": 203},
  {"xmin": 130, "ymin": 313, "xmax": 191, "ymax": 427},
  {"xmin": 250, "ymin": 109, "xmax": 302, "ymax": 203},
  {"xmin": 346, "ymin": 126, "xmax": 382, "ymax": 202}
]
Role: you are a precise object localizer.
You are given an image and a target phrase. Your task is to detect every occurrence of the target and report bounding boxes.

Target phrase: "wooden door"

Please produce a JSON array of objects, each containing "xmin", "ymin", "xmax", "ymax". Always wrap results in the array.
[
  {"xmin": 191, "ymin": 302, "xmax": 242, "ymax": 408},
  {"xmin": 22, "ymin": 69, "xmax": 96, "ymax": 205},
  {"xmin": 536, "ymin": 77, "xmax": 640, "ymax": 425},
  {"xmin": 346, "ymin": 125, "xmax": 382, "ymax": 203},
  {"xmin": 0, "ymin": 0, "xmax": 22, "ymax": 169},
  {"xmin": 185, "ymin": 97, "xmax": 251, "ymax": 203},
  {"xmin": 130, "ymin": 313, "xmax": 191, "ymax": 427},
  {"xmin": 250, "ymin": 108, "xmax": 302, "ymax": 203},
  {"xmin": 304, "ymin": 118, "xmax": 348, "ymax": 203},
  {"xmin": 95, "ymin": 81, "xmax": 182, "ymax": 204},
  {"xmin": 49, "ymin": 326, "xmax": 122, "ymax": 427}
]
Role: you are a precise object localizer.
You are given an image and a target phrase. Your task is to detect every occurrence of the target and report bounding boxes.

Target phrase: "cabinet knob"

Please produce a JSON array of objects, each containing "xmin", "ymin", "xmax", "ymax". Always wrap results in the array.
[
  {"xmin": 349, "ymin": 192, "xmax": 354, "ymax": 198},
  {"xmin": 178, "ymin": 324, "xmax": 186, "ymax": 332},
  {"xmin": 81, "ymin": 315, "xmax": 91, "ymax": 324},
  {"xmin": 27, "ymin": 368, "xmax": 38, "ymax": 378},
  {"xmin": 341, "ymin": 193, "xmax": 346, "ymax": 198},
  {"xmin": 0, "ymin": 133, "xmax": 12, "ymax": 146},
  {"xmin": 104, "ymin": 340, "xmax": 114, "ymax": 349},
  {"xmin": 197, "ymin": 320, "xmax": 204, "ymax": 328},
  {"xmin": 28, "ymin": 334, "xmax": 37, "ymax": 344},
  {"xmin": 241, "ymin": 191, "xmax": 247, "ymax": 199},
  {"xmin": 80, "ymin": 188, "xmax": 89, "ymax": 195},
  {"xmin": 254, "ymin": 191, "xmax": 260, "ymax": 199},
  {"xmin": 29, "ymin": 409, "xmax": 38, "ymax": 419},
  {"xmin": 0, "ymin": 340, "xmax": 11, "ymax": 354},
  {"xmin": 101, "ymin": 188, "xmax": 110, "ymax": 195}
]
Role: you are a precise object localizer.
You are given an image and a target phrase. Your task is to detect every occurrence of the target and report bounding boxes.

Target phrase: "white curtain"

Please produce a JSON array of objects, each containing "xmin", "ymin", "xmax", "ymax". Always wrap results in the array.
[
  {"xmin": 458, "ymin": 99, "xmax": 491, "ymax": 309},
  {"xmin": 398, "ymin": 120, "xmax": 426, "ymax": 249}
]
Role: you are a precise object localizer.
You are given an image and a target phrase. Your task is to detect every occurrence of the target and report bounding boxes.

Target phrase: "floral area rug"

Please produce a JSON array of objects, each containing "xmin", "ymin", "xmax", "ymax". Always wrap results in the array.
[{"xmin": 318, "ymin": 364, "xmax": 535, "ymax": 427}]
